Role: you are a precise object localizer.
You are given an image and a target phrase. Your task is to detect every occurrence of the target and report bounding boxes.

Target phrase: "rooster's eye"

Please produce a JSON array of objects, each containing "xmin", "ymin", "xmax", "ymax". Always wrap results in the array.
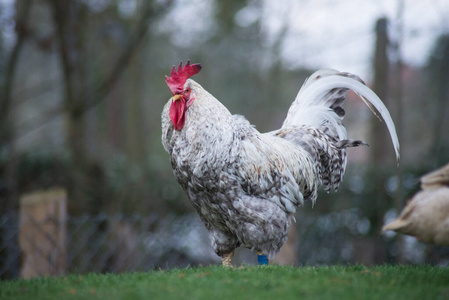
[{"xmin": 185, "ymin": 89, "xmax": 190, "ymax": 93}]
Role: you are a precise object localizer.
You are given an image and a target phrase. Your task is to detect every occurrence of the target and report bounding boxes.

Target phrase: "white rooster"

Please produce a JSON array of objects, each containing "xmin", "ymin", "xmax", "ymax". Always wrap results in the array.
[{"xmin": 161, "ymin": 61, "xmax": 399, "ymax": 267}]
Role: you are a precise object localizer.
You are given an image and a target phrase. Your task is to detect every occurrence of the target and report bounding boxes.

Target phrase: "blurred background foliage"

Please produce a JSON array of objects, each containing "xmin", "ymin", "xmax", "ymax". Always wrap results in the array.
[{"xmin": 1, "ymin": 0, "xmax": 449, "ymax": 269}]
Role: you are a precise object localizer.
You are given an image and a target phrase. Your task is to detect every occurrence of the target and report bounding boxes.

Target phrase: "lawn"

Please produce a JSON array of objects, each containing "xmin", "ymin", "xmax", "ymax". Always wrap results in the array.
[{"xmin": 1, "ymin": 265, "xmax": 448, "ymax": 300}]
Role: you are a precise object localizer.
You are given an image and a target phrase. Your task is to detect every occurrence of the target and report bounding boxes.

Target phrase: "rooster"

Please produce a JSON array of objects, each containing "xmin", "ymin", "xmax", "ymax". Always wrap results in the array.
[{"xmin": 161, "ymin": 61, "xmax": 399, "ymax": 267}]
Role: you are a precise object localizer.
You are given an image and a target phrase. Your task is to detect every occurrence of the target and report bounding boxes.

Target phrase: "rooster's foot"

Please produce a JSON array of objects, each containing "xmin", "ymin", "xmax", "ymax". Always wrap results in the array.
[{"xmin": 221, "ymin": 250, "xmax": 234, "ymax": 267}]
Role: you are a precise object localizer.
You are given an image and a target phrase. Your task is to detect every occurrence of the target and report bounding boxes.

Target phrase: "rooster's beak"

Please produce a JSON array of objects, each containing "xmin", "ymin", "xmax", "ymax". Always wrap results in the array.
[{"xmin": 172, "ymin": 94, "xmax": 182, "ymax": 101}]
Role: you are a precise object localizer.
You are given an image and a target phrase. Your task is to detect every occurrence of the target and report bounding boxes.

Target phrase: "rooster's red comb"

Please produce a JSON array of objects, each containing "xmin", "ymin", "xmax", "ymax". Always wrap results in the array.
[{"xmin": 165, "ymin": 60, "xmax": 202, "ymax": 94}]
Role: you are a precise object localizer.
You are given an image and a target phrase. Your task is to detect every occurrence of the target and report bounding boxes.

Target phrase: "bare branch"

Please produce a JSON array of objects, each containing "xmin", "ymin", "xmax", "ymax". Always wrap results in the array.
[
  {"xmin": 95, "ymin": 0, "xmax": 174, "ymax": 102},
  {"xmin": 14, "ymin": 0, "xmax": 174, "ymax": 141}
]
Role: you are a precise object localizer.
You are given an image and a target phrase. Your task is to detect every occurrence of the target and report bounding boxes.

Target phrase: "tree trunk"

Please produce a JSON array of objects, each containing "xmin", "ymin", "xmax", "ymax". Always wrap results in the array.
[
  {"xmin": 0, "ymin": 0, "xmax": 33, "ymax": 212},
  {"xmin": 0, "ymin": 0, "xmax": 33, "ymax": 280},
  {"xmin": 370, "ymin": 17, "xmax": 391, "ymax": 264},
  {"xmin": 49, "ymin": 0, "xmax": 89, "ymax": 212}
]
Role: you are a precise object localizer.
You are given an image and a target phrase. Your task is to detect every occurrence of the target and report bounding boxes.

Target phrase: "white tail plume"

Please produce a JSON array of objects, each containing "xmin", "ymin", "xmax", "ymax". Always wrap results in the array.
[{"xmin": 282, "ymin": 69, "xmax": 400, "ymax": 162}]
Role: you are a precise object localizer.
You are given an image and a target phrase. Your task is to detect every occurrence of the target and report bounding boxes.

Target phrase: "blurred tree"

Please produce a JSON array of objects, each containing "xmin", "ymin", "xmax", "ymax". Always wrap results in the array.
[
  {"xmin": 45, "ymin": 0, "xmax": 174, "ymax": 213},
  {"xmin": 0, "ymin": 0, "xmax": 33, "ymax": 280},
  {"xmin": 49, "ymin": 0, "xmax": 90, "ymax": 212},
  {"xmin": 200, "ymin": 0, "xmax": 300, "ymax": 131},
  {"xmin": 368, "ymin": 17, "xmax": 392, "ymax": 264},
  {"xmin": 371, "ymin": 18, "xmax": 391, "ymax": 165},
  {"xmin": 0, "ymin": 0, "xmax": 32, "ymax": 213},
  {"xmin": 426, "ymin": 34, "xmax": 449, "ymax": 166}
]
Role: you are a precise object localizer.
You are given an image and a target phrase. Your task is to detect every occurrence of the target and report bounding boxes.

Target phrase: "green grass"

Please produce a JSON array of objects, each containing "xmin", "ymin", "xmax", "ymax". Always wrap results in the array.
[{"xmin": 1, "ymin": 265, "xmax": 449, "ymax": 300}]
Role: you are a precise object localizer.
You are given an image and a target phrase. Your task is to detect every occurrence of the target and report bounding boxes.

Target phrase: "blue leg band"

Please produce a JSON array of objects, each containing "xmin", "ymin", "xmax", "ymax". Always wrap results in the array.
[{"xmin": 258, "ymin": 254, "xmax": 269, "ymax": 265}]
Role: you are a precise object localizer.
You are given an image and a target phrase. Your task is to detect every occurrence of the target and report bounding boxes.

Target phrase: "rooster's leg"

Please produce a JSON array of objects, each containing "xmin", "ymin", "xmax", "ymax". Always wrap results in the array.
[
  {"xmin": 257, "ymin": 251, "xmax": 269, "ymax": 265},
  {"xmin": 221, "ymin": 250, "xmax": 234, "ymax": 267}
]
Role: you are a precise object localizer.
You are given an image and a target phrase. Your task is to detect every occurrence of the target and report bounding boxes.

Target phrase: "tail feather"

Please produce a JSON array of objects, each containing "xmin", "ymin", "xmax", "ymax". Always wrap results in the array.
[
  {"xmin": 335, "ymin": 139, "xmax": 369, "ymax": 149},
  {"xmin": 283, "ymin": 69, "xmax": 400, "ymax": 162},
  {"xmin": 273, "ymin": 126, "xmax": 364, "ymax": 193},
  {"xmin": 420, "ymin": 163, "xmax": 449, "ymax": 189},
  {"xmin": 277, "ymin": 69, "xmax": 399, "ymax": 193},
  {"xmin": 382, "ymin": 219, "xmax": 409, "ymax": 233}
]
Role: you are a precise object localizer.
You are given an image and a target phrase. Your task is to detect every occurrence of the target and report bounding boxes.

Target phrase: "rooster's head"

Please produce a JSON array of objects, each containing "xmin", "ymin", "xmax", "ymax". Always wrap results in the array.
[{"xmin": 165, "ymin": 60, "xmax": 202, "ymax": 131}]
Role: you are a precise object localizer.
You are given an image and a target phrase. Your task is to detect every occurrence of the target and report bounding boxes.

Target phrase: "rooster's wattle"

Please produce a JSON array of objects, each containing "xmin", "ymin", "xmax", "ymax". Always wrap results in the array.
[{"xmin": 162, "ymin": 61, "xmax": 400, "ymax": 266}]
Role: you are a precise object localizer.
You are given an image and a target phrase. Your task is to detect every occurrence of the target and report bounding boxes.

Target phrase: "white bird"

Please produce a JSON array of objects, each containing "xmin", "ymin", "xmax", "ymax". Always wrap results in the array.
[
  {"xmin": 162, "ymin": 61, "xmax": 399, "ymax": 266},
  {"xmin": 382, "ymin": 163, "xmax": 449, "ymax": 246}
]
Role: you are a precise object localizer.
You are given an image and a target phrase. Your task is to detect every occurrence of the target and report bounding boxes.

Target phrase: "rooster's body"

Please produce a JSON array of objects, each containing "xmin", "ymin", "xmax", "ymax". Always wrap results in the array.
[{"xmin": 162, "ymin": 62, "xmax": 399, "ymax": 266}]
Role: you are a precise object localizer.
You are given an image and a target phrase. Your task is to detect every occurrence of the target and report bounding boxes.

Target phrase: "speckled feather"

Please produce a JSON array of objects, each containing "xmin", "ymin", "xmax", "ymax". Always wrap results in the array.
[{"xmin": 162, "ymin": 70, "xmax": 399, "ymax": 259}]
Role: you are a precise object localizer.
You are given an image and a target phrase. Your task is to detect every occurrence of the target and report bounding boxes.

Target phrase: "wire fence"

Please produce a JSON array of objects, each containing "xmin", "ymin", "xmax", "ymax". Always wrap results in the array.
[
  {"xmin": 1, "ymin": 209, "xmax": 449, "ymax": 280},
  {"xmin": 0, "ymin": 212, "xmax": 219, "ymax": 280}
]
